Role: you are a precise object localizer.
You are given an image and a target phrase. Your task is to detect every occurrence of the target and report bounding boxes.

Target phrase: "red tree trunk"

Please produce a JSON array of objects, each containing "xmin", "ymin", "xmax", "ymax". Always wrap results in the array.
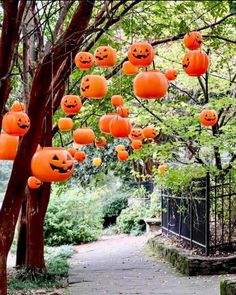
[
  {"xmin": 0, "ymin": 240, "xmax": 7, "ymax": 295},
  {"xmin": 16, "ymin": 198, "xmax": 27, "ymax": 267}
]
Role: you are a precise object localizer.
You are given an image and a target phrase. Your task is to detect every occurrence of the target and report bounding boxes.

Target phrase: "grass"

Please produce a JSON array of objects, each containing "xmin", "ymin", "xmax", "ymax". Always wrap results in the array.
[{"xmin": 8, "ymin": 245, "xmax": 75, "ymax": 295}]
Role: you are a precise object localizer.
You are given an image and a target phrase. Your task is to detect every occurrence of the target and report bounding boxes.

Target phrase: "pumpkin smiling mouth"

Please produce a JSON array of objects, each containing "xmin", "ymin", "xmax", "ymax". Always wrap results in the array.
[
  {"xmin": 50, "ymin": 163, "xmax": 73, "ymax": 173},
  {"xmin": 65, "ymin": 104, "xmax": 77, "ymax": 108},
  {"xmin": 95, "ymin": 55, "xmax": 108, "ymax": 60},
  {"xmin": 132, "ymin": 53, "xmax": 149, "ymax": 59},
  {"xmin": 183, "ymin": 62, "xmax": 190, "ymax": 68},
  {"xmin": 205, "ymin": 117, "xmax": 215, "ymax": 121},
  {"xmin": 81, "ymin": 60, "xmax": 91, "ymax": 64},
  {"xmin": 81, "ymin": 85, "xmax": 90, "ymax": 92},
  {"xmin": 17, "ymin": 123, "xmax": 29, "ymax": 129}
]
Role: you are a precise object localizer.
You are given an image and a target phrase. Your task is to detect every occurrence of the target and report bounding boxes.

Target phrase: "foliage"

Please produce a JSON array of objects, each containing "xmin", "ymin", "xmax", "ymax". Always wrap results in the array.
[
  {"xmin": 8, "ymin": 245, "xmax": 74, "ymax": 294},
  {"xmin": 44, "ymin": 188, "xmax": 104, "ymax": 246},
  {"xmin": 117, "ymin": 204, "xmax": 148, "ymax": 235}
]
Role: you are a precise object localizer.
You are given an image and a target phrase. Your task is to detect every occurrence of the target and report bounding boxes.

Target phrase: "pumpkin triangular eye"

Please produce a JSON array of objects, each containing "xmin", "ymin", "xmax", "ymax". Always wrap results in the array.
[
  {"xmin": 53, "ymin": 155, "xmax": 59, "ymax": 160},
  {"xmin": 145, "ymin": 49, "xmax": 149, "ymax": 52},
  {"xmin": 67, "ymin": 154, "xmax": 72, "ymax": 160},
  {"xmin": 133, "ymin": 48, "xmax": 137, "ymax": 52},
  {"xmin": 104, "ymin": 48, "xmax": 107, "ymax": 52}
]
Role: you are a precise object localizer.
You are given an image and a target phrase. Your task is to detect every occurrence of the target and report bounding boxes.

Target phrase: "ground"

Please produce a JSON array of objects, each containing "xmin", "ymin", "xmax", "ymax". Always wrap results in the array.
[{"xmin": 69, "ymin": 234, "xmax": 226, "ymax": 295}]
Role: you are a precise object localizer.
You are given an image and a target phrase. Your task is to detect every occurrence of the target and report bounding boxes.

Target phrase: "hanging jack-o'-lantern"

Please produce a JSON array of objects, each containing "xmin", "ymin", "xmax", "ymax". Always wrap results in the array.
[
  {"xmin": 117, "ymin": 106, "xmax": 129, "ymax": 118},
  {"xmin": 95, "ymin": 136, "xmax": 107, "ymax": 148},
  {"xmin": 183, "ymin": 31, "xmax": 203, "ymax": 50},
  {"xmin": 94, "ymin": 46, "xmax": 117, "ymax": 67},
  {"xmin": 111, "ymin": 95, "xmax": 124, "ymax": 107},
  {"xmin": 11, "ymin": 101, "xmax": 26, "ymax": 112},
  {"xmin": 129, "ymin": 128, "xmax": 144, "ymax": 141},
  {"xmin": 128, "ymin": 42, "xmax": 154, "ymax": 67},
  {"xmin": 199, "ymin": 109, "xmax": 218, "ymax": 127},
  {"xmin": 182, "ymin": 50, "xmax": 209, "ymax": 77},
  {"xmin": 28, "ymin": 176, "xmax": 42, "ymax": 189},
  {"xmin": 122, "ymin": 61, "xmax": 138, "ymax": 75},
  {"xmin": 80, "ymin": 75, "xmax": 107, "ymax": 99},
  {"xmin": 31, "ymin": 147, "xmax": 74, "ymax": 182},
  {"xmin": 68, "ymin": 147, "xmax": 77, "ymax": 157},
  {"xmin": 58, "ymin": 118, "xmax": 73, "ymax": 131},
  {"xmin": 61, "ymin": 95, "xmax": 82, "ymax": 115},
  {"xmin": 2, "ymin": 112, "xmax": 30, "ymax": 136},
  {"xmin": 74, "ymin": 150, "xmax": 87, "ymax": 163},
  {"xmin": 158, "ymin": 164, "xmax": 167, "ymax": 174},
  {"xmin": 165, "ymin": 69, "xmax": 178, "ymax": 81},
  {"xmin": 115, "ymin": 144, "xmax": 125, "ymax": 153},
  {"xmin": 93, "ymin": 157, "xmax": 102, "ymax": 167},
  {"xmin": 109, "ymin": 116, "xmax": 132, "ymax": 138},
  {"xmin": 0, "ymin": 132, "xmax": 19, "ymax": 160},
  {"xmin": 131, "ymin": 140, "xmax": 142, "ymax": 150},
  {"xmin": 99, "ymin": 113, "xmax": 116, "ymax": 134},
  {"xmin": 134, "ymin": 70, "xmax": 168, "ymax": 99},
  {"xmin": 75, "ymin": 52, "xmax": 94, "ymax": 70},
  {"xmin": 117, "ymin": 150, "xmax": 129, "ymax": 161},
  {"xmin": 73, "ymin": 128, "xmax": 95, "ymax": 145},
  {"xmin": 143, "ymin": 126, "xmax": 157, "ymax": 139}
]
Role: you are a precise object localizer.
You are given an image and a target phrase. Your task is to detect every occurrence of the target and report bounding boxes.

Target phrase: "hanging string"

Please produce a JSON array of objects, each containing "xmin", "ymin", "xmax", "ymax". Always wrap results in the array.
[{"xmin": 51, "ymin": 52, "xmax": 54, "ymax": 123}]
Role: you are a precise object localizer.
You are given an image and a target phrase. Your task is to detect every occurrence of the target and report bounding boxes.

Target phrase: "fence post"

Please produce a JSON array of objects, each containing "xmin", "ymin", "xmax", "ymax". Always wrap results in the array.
[{"xmin": 205, "ymin": 172, "xmax": 210, "ymax": 256}]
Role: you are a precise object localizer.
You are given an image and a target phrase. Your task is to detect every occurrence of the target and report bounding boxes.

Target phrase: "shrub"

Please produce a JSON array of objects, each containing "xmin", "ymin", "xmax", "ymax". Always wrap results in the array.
[
  {"xmin": 44, "ymin": 188, "xmax": 104, "ymax": 246},
  {"xmin": 117, "ymin": 204, "xmax": 148, "ymax": 235}
]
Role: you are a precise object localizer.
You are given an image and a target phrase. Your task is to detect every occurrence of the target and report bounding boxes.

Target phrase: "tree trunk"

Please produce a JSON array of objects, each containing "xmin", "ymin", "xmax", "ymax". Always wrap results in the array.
[
  {"xmin": 16, "ymin": 198, "xmax": 27, "ymax": 267},
  {"xmin": 0, "ymin": 239, "xmax": 7, "ymax": 295}
]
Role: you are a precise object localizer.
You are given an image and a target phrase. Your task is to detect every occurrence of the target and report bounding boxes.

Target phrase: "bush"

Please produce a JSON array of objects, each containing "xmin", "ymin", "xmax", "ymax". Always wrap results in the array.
[
  {"xmin": 117, "ymin": 204, "xmax": 148, "ymax": 235},
  {"xmin": 44, "ymin": 188, "xmax": 104, "ymax": 246}
]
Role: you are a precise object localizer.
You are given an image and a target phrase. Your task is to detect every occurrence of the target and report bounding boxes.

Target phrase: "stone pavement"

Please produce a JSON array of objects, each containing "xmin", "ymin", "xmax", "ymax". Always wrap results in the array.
[{"xmin": 69, "ymin": 234, "xmax": 226, "ymax": 295}]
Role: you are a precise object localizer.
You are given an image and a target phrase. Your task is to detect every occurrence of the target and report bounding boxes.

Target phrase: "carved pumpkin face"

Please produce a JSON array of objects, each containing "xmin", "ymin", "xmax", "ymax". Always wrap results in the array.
[
  {"xmin": 117, "ymin": 150, "xmax": 129, "ymax": 161},
  {"xmin": 117, "ymin": 106, "xmax": 129, "ymax": 118},
  {"xmin": 11, "ymin": 101, "xmax": 26, "ymax": 112},
  {"xmin": 80, "ymin": 75, "xmax": 107, "ymax": 99},
  {"xmin": 165, "ymin": 69, "xmax": 178, "ymax": 81},
  {"xmin": 75, "ymin": 52, "xmax": 94, "ymax": 70},
  {"xmin": 93, "ymin": 157, "xmax": 102, "ymax": 167},
  {"xmin": 0, "ymin": 132, "xmax": 19, "ymax": 160},
  {"xmin": 183, "ymin": 31, "xmax": 203, "ymax": 50},
  {"xmin": 158, "ymin": 165, "xmax": 167, "ymax": 174},
  {"xmin": 31, "ymin": 147, "xmax": 74, "ymax": 182},
  {"xmin": 122, "ymin": 61, "xmax": 138, "ymax": 75},
  {"xmin": 94, "ymin": 46, "xmax": 117, "ymax": 67},
  {"xmin": 2, "ymin": 112, "xmax": 30, "ymax": 136},
  {"xmin": 115, "ymin": 144, "xmax": 125, "ymax": 153},
  {"xmin": 111, "ymin": 95, "xmax": 124, "ymax": 107},
  {"xmin": 131, "ymin": 140, "xmax": 142, "ymax": 150},
  {"xmin": 95, "ymin": 136, "xmax": 107, "ymax": 148},
  {"xmin": 199, "ymin": 109, "xmax": 218, "ymax": 127},
  {"xmin": 73, "ymin": 128, "xmax": 95, "ymax": 145},
  {"xmin": 109, "ymin": 116, "xmax": 132, "ymax": 138},
  {"xmin": 129, "ymin": 128, "xmax": 144, "ymax": 141},
  {"xmin": 99, "ymin": 113, "xmax": 116, "ymax": 134},
  {"xmin": 58, "ymin": 118, "xmax": 73, "ymax": 132},
  {"xmin": 28, "ymin": 176, "xmax": 42, "ymax": 189},
  {"xmin": 74, "ymin": 151, "xmax": 87, "ymax": 163},
  {"xmin": 143, "ymin": 126, "xmax": 157, "ymax": 139},
  {"xmin": 134, "ymin": 70, "xmax": 168, "ymax": 99},
  {"xmin": 61, "ymin": 95, "xmax": 82, "ymax": 115},
  {"xmin": 182, "ymin": 51, "xmax": 209, "ymax": 77},
  {"xmin": 128, "ymin": 43, "xmax": 154, "ymax": 67}
]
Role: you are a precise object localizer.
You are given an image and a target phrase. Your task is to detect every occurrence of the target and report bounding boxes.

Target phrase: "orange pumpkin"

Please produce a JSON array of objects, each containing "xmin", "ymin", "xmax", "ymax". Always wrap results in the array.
[
  {"xmin": 183, "ymin": 31, "xmax": 203, "ymax": 50},
  {"xmin": 92, "ymin": 157, "xmax": 102, "ymax": 167},
  {"xmin": 165, "ymin": 69, "xmax": 178, "ymax": 81},
  {"xmin": 74, "ymin": 150, "xmax": 87, "ymax": 163},
  {"xmin": 158, "ymin": 164, "xmax": 167, "ymax": 174},
  {"xmin": 129, "ymin": 128, "xmax": 144, "ymax": 141},
  {"xmin": 58, "ymin": 118, "xmax": 73, "ymax": 131},
  {"xmin": 122, "ymin": 61, "xmax": 138, "ymax": 75},
  {"xmin": 2, "ymin": 111, "xmax": 30, "ymax": 136},
  {"xmin": 117, "ymin": 150, "xmax": 129, "ymax": 161},
  {"xmin": 199, "ymin": 109, "xmax": 218, "ymax": 127},
  {"xmin": 115, "ymin": 144, "xmax": 125, "ymax": 152},
  {"xmin": 0, "ymin": 132, "xmax": 19, "ymax": 160},
  {"xmin": 31, "ymin": 147, "xmax": 74, "ymax": 182},
  {"xmin": 28, "ymin": 176, "xmax": 42, "ymax": 189},
  {"xmin": 109, "ymin": 116, "xmax": 132, "ymax": 138},
  {"xmin": 75, "ymin": 52, "xmax": 94, "ymax": 70},
  {"xmin": 94, "ymin": 46, "xmax": 117, "ymax": 67},
  {"xmin": 68, "ymin": 147, "xmax": 77, "ymax": 157},
  {"xmin": 61, "ymin": 95, "xmax": 82, "ymax": 115},
  {"xmin": 182, "ymin": 50, "xmax": 209, "ymax": 76},
  {"xmin": 117, "ymin": 106, "xmax": 129, "ymax": 118},
  {"xmin": 73, "ymin": 128, "xmax": 95, "ymax": 145},
  {"xmin": 134, "ymin": 70, "xmax": 168, "ymax": 99},
  {"xmin": 131, "ymin": 140, "xmax": 142, "ymax": 150},
  {"xmin": 11, "ymin": 101, "xmax": 26, "ymax": 112},
  {"xmin": 111, "ymin": 95, "xmax": 124, "ymax": 107},
  {"xmin": 95, "ymin": 136, "xmax": 107, "ymax": 148},
  {"xmin": 99, "ymin": 113, "xmax": 116, "ymax": 134},
  {"xmin": 128, "ymin": 42, "xmax": 154, "ymax": 67},
  {"xmin": 143, "ymin": 126, "xmax": 157, "ymax": 139},
  {"xmin": 80, "ymin": 75, "xmax": 107, "ymax": 99}
]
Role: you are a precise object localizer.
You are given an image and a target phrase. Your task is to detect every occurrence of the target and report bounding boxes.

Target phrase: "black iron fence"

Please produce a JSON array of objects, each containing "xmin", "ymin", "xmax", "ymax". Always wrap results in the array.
[{"xmin": 161, "ymin": 172, "xmax": 236, "ymax": 255}]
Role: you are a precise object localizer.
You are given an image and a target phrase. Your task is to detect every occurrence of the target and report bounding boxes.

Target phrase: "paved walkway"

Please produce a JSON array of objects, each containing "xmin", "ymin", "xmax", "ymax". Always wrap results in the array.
[{"xmin": 69, "ymin": 235, "xmax": 225, "ymax": 295}]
